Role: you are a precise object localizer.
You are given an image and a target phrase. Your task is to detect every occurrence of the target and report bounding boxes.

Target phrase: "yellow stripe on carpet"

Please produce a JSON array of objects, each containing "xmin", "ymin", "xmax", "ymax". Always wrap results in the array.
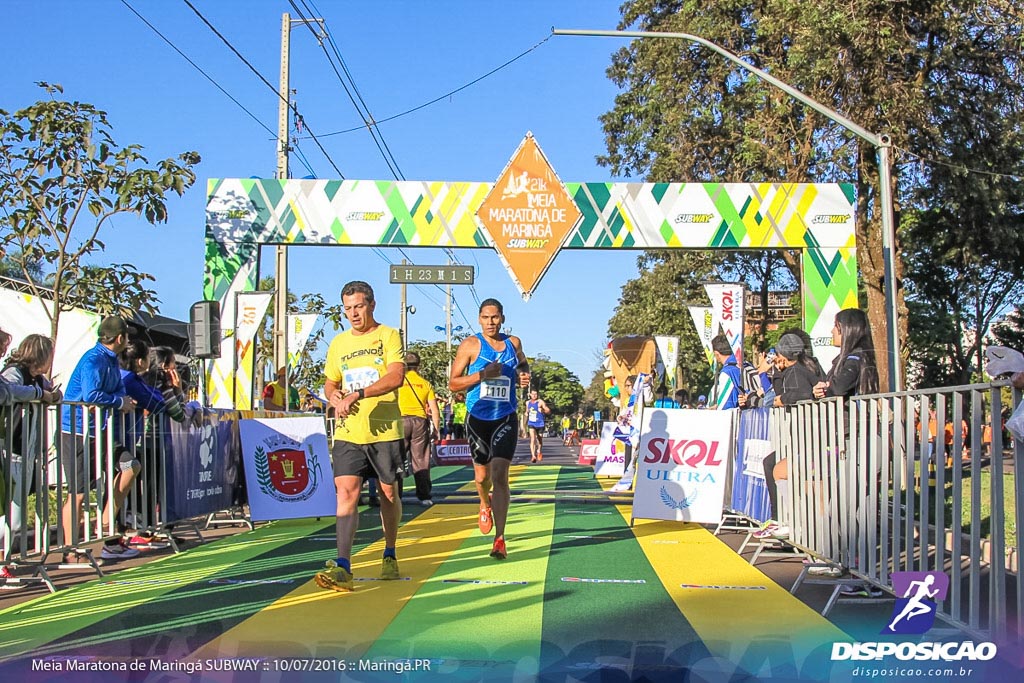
[
  {"xmin": 598, "ymin": 477, "xmax": 848, "ymax": 665},
  {"xmin": 195, "ymin": 467, "xmax": 529, "ymax": 660}
]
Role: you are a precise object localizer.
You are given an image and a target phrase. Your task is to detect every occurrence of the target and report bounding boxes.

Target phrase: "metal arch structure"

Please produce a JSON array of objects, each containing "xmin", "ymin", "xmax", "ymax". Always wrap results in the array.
[{"xmin": 204, "ymin": 178, "xmax": 857, "ymax": 409}]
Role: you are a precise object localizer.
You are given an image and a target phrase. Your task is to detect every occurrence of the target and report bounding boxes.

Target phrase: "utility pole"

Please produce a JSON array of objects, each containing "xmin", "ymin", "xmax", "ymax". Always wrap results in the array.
[
  {"xmin": 272, "ymin": 12, "xmax": 325, "ymax": 408},
  {"xmin": 400, "ymin": 258, "xmax": 408, "ymax": 351},
  {"xmin": 446, "ymin": 256, "xmax": 453, "ymax": 355},
  {"xmin": 273, "ymin": 12, "xmax": 290, "ymax": 402}
]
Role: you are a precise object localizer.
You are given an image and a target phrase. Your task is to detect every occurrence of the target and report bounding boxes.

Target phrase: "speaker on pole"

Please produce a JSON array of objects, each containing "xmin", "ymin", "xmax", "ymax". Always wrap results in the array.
[{"xmin": 190, "ymin": 301, "xmax": 221, "ymax": 359}]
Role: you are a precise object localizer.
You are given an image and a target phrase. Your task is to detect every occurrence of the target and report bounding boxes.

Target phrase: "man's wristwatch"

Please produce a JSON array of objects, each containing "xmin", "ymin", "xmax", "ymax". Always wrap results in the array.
[{"xmin": 357, "ymin": 388, "xmax": 365, "ymax": 400}]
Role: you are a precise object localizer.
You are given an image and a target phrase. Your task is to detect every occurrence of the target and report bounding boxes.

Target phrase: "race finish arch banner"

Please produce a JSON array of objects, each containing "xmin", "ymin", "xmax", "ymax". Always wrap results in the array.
[
  {"xmin": 633, "ymin": 408, "xmax": 734, "ymax": 525},
  {"xmin": 238, "ymin": 416, "xmax": 336, "ymax": 521},
  {"xmin": 204, "ymin": 134, "xmax": 857, "ymax": 408}
]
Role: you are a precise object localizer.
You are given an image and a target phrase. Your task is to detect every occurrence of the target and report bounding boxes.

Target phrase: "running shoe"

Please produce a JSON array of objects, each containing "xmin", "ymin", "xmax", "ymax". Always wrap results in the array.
[
  {"xmin": 537, "ymin": 451, "xmax": 543, "ymax": 462},
  {"xmin": 490, "ymin": 537, "xmax": 507, "ymax": 560},
  {"xmin": 0, "ymin": 566, "xmax": 24, "ymax": 591},
  {"xmin": 771, "ymin": 525, "xmax": 791, "ymax": 539},
  {"xmin": 100, "ymin": 541, "xmax": 141, "ymax": 560},
  {"xmin": 478, "ymin": 505, "xmax": 494, "ymax": 535},
  {"xmin": 806, "ymin": 564, "xmax": 843, "ymax": 578},
  {"xmin": 419, "ymin": 499, "xmax": 434, "ymax": 507},
  {"xmin": 128, "ymin": 534, "xmax": 171, "ymax": 550},
  {"xmin": 314, "ymin": 560, "xmax": 354, "ymax": 592},
  {"xmin": 381, "ymin": 556, "xmax": 400, "ymax": 580},
  {"xmin": 751, "ymin": 521, "xmax": 779, "ymax": 539},
  {"xmin": 839, "ymin": 583, "xmax": 883, "ymax": 598}
]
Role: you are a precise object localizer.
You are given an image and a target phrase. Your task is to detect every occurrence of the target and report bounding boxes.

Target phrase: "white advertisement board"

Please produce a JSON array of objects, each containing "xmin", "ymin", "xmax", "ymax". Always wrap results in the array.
[
  {"xmin": 239, "ymin": 416, "xmax": 337, "ymax": 521},
  {"xmin": 632, "ymin": 408, "xmax": 734, "ymax": 524}
]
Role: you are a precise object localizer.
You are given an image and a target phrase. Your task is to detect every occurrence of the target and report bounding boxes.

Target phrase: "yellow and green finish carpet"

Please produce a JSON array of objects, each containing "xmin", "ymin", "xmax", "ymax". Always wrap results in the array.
[{"xmin": 0, "ymin": 466, "xmax": 849, "ymax": 681}]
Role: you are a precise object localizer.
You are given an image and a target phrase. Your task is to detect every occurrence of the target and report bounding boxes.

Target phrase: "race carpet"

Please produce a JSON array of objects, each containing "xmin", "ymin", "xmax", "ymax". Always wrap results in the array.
[{"xmin": 0, "ymin": 465, "xmax": 849, "ymax": 681}]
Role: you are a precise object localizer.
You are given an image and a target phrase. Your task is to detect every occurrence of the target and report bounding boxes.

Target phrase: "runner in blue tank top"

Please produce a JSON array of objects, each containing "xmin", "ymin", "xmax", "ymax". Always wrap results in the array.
[
  {"xmin": 525, "ymin": 389, "xmax": 550, "ymax": 463},
  {"xmin": 450, "ymin": 298, "xmax": 530, "ymax": 560}
]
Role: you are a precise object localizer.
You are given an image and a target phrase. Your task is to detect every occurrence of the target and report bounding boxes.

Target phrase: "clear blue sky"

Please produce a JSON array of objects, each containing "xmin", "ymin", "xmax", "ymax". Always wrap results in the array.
[{"xmin": 2, "ymin": 0, "xmax": 643, "ymax": 384}]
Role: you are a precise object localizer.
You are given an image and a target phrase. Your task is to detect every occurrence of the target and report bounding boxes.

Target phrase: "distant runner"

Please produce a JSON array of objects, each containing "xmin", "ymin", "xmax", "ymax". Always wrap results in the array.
[
  {"xmin": 450, "ymin": 298, "xmax": 531, "ymax": 560},
  {"xmin": 525, "ymin": 389, "xmax": 550, "ymax": 462}
]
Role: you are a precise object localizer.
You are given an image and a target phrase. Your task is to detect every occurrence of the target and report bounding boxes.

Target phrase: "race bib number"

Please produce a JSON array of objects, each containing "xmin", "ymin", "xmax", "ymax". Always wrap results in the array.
[
  {"xmin": 480, "ymin": 377, "xmax": 511, "ymax": 402},
  {"xmin": 343, "ymin": 367, "xmax": 380, "ymax": 392},
  {"xmin": 529, "ymin": 408, "xmax": 539, "ymax": 422}
]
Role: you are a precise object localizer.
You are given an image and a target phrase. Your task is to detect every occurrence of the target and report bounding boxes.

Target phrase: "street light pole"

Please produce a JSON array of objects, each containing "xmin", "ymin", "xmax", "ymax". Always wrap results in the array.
[{"xmin": 553, "ymin": 28, "xmax": 902, "ymax": 391}]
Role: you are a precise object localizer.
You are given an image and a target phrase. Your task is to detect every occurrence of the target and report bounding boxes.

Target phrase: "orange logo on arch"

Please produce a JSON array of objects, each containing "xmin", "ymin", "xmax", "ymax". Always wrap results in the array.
[{"xmin": 477, "ymin": 133, "xmax": 582, "ymax": 300}]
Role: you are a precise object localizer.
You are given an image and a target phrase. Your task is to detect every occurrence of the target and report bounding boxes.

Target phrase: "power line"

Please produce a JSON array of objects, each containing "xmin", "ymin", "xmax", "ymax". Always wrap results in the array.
[
  {"xmin": 299, "ymin": 33, "xmax": 555, "ymax": 139},
  {"xmin": 119, "ymin": 0, "xmax": 275, "ymax": 138},
  {"xmin": 895, "ymin": 145, "xmax": 1023, "ymax": 181},
  {"xmin": 288, "ymin": 0, "xmax": 404, "ymax": 180},
  {"xmin": 179, "ymin": 0, "xmax": 345, "ymax": 178}
]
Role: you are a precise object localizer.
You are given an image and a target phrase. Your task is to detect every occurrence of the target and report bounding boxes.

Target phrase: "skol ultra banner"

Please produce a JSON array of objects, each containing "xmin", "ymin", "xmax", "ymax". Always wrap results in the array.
[
  {"xmin": 705, "ymin": 283, "xmax": 746, "ymax": 364},
  {"xmin": 239, "ymin": 416, "xmax": 336, "ymax": 521},
  {"xmin": 688, "ymin": 305, "xmax": 715, "ymax": 368},
  {"xmin": 633, "ymin": 408, "xmax": 734, "ymax": 524}
]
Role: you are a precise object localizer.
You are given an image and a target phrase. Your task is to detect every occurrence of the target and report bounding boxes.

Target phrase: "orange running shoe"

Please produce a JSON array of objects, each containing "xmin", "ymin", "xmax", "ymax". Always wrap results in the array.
[
  {"xmin": 478, "ymin": 505, "xmax": 493, "ymax": 535},
  {"xmin": 490, "ymin": 537, "xmax": 507, "ymax": 560}
]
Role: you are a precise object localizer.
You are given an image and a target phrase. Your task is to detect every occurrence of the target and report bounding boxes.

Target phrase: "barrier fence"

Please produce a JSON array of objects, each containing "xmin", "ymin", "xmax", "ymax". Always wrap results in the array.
[
  {"xmin": 1, "ymin": 401, "xmax": 254, "ymax": 591},
  {"xmin": 740, "ymin": 381, "xmax": 1021, "ymax": 640}
]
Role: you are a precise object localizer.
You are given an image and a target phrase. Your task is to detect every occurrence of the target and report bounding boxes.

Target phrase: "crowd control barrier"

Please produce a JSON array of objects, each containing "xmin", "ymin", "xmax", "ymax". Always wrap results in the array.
[{"xmin": 747, "ymin": 381, "xmax": 1021, "ymax": 640}]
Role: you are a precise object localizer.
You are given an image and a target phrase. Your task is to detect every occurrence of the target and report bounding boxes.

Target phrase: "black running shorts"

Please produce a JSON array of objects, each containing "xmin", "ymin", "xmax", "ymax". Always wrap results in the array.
[
  {"xmin": 466, "ymin": 413, "xmax": 518, "ymax": 465},
  {"xmin": 331, "ymin": 439, "xmax": 404, "ymax": 484}
]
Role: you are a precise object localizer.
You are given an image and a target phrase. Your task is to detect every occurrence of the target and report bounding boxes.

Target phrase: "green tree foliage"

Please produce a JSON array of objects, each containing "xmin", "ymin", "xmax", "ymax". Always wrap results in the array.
[
  {"xmin": 600, "ymin": 1, "xmax": 1024, "ymax": 390},
  {"xmin": 406, "ymin": 339, "xmax": 457, "ymax": 395},
  {"xmin": 526, "ymin": 356, "xmax": 585, "ymax": 415},
  {"xmin": 991, "ymin": 306, "xmax": 1024, "ymax": 356},
  {"xmin": 0, "ymin": 83, "xmax": 200, "ymax": 340},
  {"xmin": 607, "ymin": 251, "xmax": 718, "ymax": 395}
]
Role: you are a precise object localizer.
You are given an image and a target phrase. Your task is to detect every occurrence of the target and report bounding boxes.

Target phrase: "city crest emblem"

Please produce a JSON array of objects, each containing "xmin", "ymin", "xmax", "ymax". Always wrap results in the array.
[{"xmin": 254, "ymin": 435, "xmax": 322, "ymax": 502}]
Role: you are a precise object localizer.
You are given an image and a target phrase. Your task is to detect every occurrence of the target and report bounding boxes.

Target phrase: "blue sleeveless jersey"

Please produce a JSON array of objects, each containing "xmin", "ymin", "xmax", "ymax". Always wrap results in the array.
[{"xmin": 466, "ymin": 333, "xmax": 519, "ymax": 420}]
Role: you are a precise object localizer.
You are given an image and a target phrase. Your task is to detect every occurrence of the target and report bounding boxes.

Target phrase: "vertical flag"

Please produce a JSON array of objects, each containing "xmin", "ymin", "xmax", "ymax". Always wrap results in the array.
[
  {"xmin": 233, "ymin": 292, "xmax": 274, "ymax": 409},
  {"xmin": 287, "ymin": 314, "xmax": 319, "ymax": 368},
  {"xmin": 704, "ymin": 283, "xmax": 746, "ymax": 364},
  {"xmin": 687, "ymin": 305, "xmax": 714, "ymax": 368},
  {"xmin": 653, "ymin": 335, "xmax": 680, "ymax": 390}
]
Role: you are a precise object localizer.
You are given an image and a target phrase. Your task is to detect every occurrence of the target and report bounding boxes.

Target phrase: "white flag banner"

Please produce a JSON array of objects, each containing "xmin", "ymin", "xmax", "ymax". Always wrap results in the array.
[
  {"xmin": 687, "ymin": 305, "xmax": 714, "ymax": 368},
  {"xmin": 235, "ymin": 292, "xmax": 274, "ymax": 358},
  {"xmin": 239, "ymin": 416, "xmax": 337, "ymax": 521},
  {"xmin": 593, "ymin": 422, "xmax": 626, "ymax": 477},
  {"xmin": 654, "ymin": 335, "xmax": 680, "ymax": 389},
  {"xmin": 632, "ymin": 408, "xmax": 733, "ymax": 524},
  {"xmin": 287, "ymin": 313, "xmax": 319, "ymax": 367},
  {"xmin": 704, "ymin": 283, "xmax": 745, "ymax": 365}
]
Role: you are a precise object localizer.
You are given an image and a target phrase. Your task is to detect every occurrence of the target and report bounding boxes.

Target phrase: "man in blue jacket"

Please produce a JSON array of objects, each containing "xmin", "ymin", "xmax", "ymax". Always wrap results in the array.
[
  {"xmin": 60, "ymin": 316, "xmax": 141, "ymax": 561},
  {"xmin": 710, "ymin": 334, "xmax": 743, "ymax": 410}
]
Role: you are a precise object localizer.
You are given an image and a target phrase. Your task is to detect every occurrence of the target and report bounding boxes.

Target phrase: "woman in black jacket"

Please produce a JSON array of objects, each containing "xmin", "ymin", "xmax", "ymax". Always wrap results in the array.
[{"xmin": 814, "ymin": 308, "xmax": 880, "ymax": 399}]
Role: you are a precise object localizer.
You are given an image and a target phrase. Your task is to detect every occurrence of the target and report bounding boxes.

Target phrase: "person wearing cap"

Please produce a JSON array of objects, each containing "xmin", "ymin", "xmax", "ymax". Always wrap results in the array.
[
  {"xmin": 397, "ymin": 351, "xmax": 440, "ymax": 506},
  {"xmin": 263, "ymin": 366, "xmax": 299, "ymax": 411},
  {"xmin": 59, "ymin": 316, "xmax": 141, "ymax": 562}
]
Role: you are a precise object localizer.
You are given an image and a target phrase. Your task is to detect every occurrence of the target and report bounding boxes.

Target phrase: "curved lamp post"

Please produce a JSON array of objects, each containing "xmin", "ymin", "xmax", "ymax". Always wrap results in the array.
[{"xmin": 553, "ymin": 28, "xmax": 902, "ymax": 391}]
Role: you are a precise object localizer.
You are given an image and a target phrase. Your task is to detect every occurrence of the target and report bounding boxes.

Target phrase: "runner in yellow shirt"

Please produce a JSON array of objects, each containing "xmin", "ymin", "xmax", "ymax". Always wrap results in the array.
[{"xmin": 314, "ymin": 281, "xmax": 405, "ymax": 592}]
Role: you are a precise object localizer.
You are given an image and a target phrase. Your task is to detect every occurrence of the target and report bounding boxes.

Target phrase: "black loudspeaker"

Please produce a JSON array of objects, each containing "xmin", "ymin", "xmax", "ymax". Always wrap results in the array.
[{"xmin": 190, "ymin": 300, "xmax": 221, "ymax": 359}]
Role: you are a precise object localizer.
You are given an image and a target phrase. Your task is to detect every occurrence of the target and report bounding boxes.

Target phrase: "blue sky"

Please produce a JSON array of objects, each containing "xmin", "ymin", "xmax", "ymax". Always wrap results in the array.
[{"xmin": 2, "ymin": 0, "xmax": 643, "ymax": 384}]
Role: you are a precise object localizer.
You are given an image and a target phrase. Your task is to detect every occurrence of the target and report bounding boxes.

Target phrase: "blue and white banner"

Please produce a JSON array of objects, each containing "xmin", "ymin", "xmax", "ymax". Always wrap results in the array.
[
  {"xmin": 239, "ymin": 417, "xmax": 336, "ymax": 521},
  {"xmin": 729, "ymin": 406, "xmax": 773, "ymax": 522},
  {"xmin": 633, "ymin": 408, "xmax": 733, "ymax": 524},
  {"xmin": 165, "ymin": 408, "xmax": 240, "ymax": 522}
]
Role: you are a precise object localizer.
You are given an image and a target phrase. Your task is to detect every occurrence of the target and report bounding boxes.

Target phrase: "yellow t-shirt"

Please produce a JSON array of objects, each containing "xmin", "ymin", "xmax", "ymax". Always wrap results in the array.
[
  {"xmin": 324, "ymin": 325, "xmax": 404, "ymax": 444},
  {"xmin": 398, "ymin": 369, "xmax": 436, "ymax": 419}
]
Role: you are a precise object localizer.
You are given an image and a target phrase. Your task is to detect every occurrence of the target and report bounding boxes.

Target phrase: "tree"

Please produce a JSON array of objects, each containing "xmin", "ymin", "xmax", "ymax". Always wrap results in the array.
[
  {"xmin": 600, "ymin": 1, "xmax": 1024, "ymax": 390},
  {"xmin": 0, "ymin": 83, "xmax": 200, "ymax": 341},
  {"xmin": 526, "ymin": 356, "xmax": 585, "ymax": 415},
  {"xmin": 608, "ymin": 250, "xmax": 719, "ymax": 395},
  {"xmin": 406, "ymin": 340, "xmax": 457, "ymax": 395}
]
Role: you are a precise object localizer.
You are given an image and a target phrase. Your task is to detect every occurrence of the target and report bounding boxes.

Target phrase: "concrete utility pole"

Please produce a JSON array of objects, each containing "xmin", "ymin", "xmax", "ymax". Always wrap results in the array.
[
  {"xmin": 554, "ymin": 28, "xmax": 903, "ymax": 391},
  {"xmin": 273, "ymin": 12, "xmax": 290, "ymax": 400},
  {"xmin": 400, "ymin": 259, "xmax": 409, "ymax": 350},
  {"xmin": 273, "ymin": 12, "xmax": 325, "ymax": 407}
]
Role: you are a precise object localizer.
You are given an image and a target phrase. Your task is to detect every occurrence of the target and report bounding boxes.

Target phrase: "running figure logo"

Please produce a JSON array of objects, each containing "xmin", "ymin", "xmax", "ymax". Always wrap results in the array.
[{"xmin": 884, "ymin": 571, "xmax": 949, "ymax": 634}]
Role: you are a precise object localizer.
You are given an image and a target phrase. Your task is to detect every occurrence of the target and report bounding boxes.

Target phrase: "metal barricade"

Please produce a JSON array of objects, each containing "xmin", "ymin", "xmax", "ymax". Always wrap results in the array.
[{"xmin": 772, "ymin": 382, "xmax": 1021, "ymax": 639}]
